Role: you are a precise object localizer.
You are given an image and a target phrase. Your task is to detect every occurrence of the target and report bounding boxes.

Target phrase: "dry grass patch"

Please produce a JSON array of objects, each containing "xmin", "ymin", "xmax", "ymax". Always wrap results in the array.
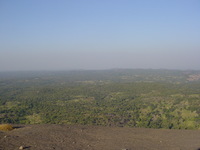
[{"xmin": 0, "ymin": 124, "xmax": 14, "ymax": 131}]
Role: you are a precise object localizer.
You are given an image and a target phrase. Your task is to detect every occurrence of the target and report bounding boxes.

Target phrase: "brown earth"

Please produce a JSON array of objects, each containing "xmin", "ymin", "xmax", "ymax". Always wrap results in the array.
[{"xmin": 0, "ymin": 124, "xmax": 200, "ymax": 150}]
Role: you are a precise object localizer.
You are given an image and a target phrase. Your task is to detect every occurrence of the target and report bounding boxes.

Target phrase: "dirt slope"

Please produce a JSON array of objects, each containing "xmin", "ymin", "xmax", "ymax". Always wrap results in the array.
[{"xmin": 0, "ymin": 125, "xmax": 200, "ymax": 150}]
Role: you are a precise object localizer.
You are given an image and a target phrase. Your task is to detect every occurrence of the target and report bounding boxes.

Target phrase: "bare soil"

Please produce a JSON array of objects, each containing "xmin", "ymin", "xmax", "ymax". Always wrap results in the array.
[{"xmin": 1, "ymin": 125, "xmax": 200, "ymax": 150}]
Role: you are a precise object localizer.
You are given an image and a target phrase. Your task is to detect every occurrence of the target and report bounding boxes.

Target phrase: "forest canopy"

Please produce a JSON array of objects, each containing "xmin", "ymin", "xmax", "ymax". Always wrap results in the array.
[{"xmin": 0, "ymin": 69, "xmax": 200, "ymax": 129}]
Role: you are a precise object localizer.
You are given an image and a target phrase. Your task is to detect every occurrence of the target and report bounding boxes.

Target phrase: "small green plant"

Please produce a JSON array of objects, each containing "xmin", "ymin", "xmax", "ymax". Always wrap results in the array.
[{"xmin": 0, "ymin": 124, "xmax": 14, "ymax": 131}]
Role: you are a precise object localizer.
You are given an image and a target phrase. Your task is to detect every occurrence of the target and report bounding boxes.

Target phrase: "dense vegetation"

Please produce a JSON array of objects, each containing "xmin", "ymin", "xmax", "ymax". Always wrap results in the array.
[{"xmin": 0, "ymin": 69, "xmax": 200, "ymax": 129}]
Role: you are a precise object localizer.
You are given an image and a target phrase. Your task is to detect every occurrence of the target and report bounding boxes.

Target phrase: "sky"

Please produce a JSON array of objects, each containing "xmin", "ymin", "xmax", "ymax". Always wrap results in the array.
[{"xmin": 0, "ymin": 0, "xmax": 200, "ymax": 71}]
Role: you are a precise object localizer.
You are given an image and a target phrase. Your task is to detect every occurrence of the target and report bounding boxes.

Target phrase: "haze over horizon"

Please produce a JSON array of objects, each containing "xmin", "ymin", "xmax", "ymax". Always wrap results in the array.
[{"xmin": 0, "ymin": 0, "xmax": 200, "ymax": 71}]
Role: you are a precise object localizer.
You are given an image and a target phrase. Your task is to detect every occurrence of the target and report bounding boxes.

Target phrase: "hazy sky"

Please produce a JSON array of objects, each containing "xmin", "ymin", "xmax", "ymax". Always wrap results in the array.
[{"xmin": 0, "ymin": 0, "xmax": 200, "ymax": 71}]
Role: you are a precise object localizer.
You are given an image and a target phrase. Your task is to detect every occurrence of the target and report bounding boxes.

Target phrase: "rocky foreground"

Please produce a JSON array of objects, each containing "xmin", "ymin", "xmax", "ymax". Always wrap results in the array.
[{"xmin": 0, "ymin": 125, "xmax": 200, "ymax": 150}]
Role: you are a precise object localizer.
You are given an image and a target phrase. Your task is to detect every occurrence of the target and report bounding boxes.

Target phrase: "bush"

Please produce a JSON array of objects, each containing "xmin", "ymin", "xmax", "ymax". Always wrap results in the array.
[{"xmin": 0, "ymin": 124, "xmax": 13, "ymax": 131}]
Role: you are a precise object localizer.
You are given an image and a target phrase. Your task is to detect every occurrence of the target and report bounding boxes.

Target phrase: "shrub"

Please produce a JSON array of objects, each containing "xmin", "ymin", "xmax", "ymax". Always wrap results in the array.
[{"xmin": 0, "ymin": 124, "xmax": 14, "ymax": 131}]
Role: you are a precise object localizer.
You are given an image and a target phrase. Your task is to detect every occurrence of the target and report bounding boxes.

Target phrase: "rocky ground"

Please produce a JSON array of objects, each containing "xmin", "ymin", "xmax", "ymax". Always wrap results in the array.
[{"xmin": 0, "ymin": 125, "xmax": 200, "ymax": 150}]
